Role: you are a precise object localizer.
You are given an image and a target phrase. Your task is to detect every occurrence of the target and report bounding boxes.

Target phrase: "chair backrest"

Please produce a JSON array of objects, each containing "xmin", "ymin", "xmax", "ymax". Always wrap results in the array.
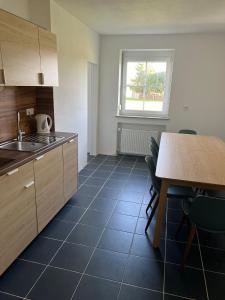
[
  {"xmin": 145, "ymin": 155, "xmax": 161, "ymax": 193},
  {"xmin": 151, "ymin": 137, "xmax": 159, "ymax": 151},
  {"xmin": 150, "ymin": 143, "xmax": 158, "ymax": 165},
  {"xmin": 189, "ymin": 195, "xmax": 225, "ymax": 232},
  {"xmin": 179, "ymin": 129, "xmax": 197, "ymax": 135}
]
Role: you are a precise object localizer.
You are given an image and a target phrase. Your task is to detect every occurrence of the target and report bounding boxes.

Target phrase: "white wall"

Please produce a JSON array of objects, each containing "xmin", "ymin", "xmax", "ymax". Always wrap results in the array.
[
  {"xmin": 29, "ymin": 0, "xmax": 51, "ymax": 30},
  {"xmin": 50, "ymin": 1, "xmax": 99, "ymax": 170},
  {"xmin": 98, "ymin": 33, "xmax": 225, "ymax": 155},
  {"xmin": 0, "ymin": 0, "xmax": 30, "ymax": 19}
]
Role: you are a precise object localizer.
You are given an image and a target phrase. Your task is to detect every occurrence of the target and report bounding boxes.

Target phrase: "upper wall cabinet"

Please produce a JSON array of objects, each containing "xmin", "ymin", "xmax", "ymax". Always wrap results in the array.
[
  {"xmin": 38, "ymin": 28, "xmax": 58, "ymax": 86},
  {"xmin": 0, "ymin": 9, "xmax": 41, "ymax": 86},
  {"xmin": 0, "ymin": 9, "xmax": 58, "ymax": 87}
]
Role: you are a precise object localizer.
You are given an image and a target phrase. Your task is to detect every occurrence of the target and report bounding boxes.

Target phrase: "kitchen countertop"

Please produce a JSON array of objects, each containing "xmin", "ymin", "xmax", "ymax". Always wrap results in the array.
[{"xmin": 0, "ymin": 132, "xmax": 78, "ymax": 176}]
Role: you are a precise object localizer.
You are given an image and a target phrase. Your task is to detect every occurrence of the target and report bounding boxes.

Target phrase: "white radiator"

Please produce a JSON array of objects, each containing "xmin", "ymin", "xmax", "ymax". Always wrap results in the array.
[{"xmin": 118, "ymin": 128, "xmax": 160, "ymax": 156}]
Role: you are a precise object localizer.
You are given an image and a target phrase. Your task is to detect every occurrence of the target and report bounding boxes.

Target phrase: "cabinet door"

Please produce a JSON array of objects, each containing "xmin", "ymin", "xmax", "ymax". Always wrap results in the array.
[
  {"xmin": 34, "ymin": 146, "xmax": 64, "ymax": 232},
  {"xmin": 63, "ymin": 137, "xmax": 78, "ymax": 203},
  {"xmin": 0, "ymin": 162, "xmax": 37, "ymax": 275},
  {"xmin": 0, "ymin": 9, "xmax": 41, "ymax": 86},
  {"xmin": 38, "ymin": 28, "xmax": 58, "ymax": 86}
]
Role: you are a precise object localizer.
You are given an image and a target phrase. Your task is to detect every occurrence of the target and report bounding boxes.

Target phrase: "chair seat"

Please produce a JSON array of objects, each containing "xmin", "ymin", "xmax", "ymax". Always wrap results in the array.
[{"xmin": 167, "ymin": 185, "xmax": 195, "ymax": 199}]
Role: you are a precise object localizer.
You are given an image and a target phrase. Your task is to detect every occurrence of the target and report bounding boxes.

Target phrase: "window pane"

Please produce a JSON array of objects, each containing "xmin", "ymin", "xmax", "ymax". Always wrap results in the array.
[
  {"xmin": 126, "ymin": 62, "xmax": 146, "ymax": 86},
  {"xmin": 144, "ymin": 62, "xmax": 167, "ymax": 111},
  {"xmin": 125, "ymin": 86, "xmax": 144, "ymax": 110}
]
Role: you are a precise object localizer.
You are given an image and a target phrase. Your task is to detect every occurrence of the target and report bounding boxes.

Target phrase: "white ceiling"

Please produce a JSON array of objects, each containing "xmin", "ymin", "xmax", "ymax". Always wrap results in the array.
[{"xmin": 55, "ymin": 0, "xmax": 225, "ymax": 34}]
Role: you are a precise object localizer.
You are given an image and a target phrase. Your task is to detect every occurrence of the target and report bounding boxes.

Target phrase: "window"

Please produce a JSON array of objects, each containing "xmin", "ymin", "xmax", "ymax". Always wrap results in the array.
[{"xmin": 118, "ymin": 50, "xmax": 174, "ymax": 118}]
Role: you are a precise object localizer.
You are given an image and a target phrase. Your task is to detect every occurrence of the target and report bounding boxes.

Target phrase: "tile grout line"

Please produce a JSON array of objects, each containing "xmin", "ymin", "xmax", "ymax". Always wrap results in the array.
[
  {"xmin": 23, "ymin": 155, "xmax": 115, "ymax": 300},
  {"xmin": 196, "ymin": 230, "xmax": 210, "ymax": 300},
  {"xmin": 115, "ymin": 157, "xmax": 143, "ymax": 300},
  {"xmin": 68, "ymin": 155, "xmax": 130, "ymax": 300},
  {"xmin": 163, "ymin": 199, "xmax": 169, "ymax": 300}
]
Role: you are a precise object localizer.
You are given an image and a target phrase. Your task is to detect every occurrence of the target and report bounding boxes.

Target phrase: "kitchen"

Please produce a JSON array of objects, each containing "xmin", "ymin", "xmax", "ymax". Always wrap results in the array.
[{"xmin": 1, "ymin": 1, "xmax": 225, "ymax": 300}]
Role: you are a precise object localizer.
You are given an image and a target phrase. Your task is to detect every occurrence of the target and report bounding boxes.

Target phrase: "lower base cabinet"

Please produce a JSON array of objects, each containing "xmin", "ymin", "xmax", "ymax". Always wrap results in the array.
[
  {"xmin": 0, "ymin": 137, "xmax": 78, "ymax": 275},
  {"xmin": 0, "ymin": 162, "xmax": 37, "ymax": 275},
  {"xmin": 34, "ymin": 146, "xmax": 64, "ymax": 232}
]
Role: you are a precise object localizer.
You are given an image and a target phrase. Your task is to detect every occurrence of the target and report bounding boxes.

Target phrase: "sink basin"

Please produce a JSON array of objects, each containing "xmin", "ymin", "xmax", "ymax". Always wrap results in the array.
[{"xmin": 0, "ymin": 141, "xmax": 47, "ymax": 152}]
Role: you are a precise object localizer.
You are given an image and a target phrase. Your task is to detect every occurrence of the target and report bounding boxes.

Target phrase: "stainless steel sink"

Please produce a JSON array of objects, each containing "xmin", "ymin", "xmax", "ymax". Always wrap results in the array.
[{"xmin": 0, "ymin": 141, "xmax": 47, "ymax": 152}]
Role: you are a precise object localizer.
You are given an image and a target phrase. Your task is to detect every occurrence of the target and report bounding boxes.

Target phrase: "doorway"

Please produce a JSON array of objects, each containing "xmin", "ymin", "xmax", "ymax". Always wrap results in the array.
[{"xmin": 87, "ymin": 62, "xmax": 98, "ymax": 157}]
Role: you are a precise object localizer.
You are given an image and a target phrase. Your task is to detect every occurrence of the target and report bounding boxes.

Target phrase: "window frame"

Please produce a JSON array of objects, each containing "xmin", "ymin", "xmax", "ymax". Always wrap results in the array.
[{"xmin": 118, "ymin": 49, "xmax": 175, "ymax": 119}]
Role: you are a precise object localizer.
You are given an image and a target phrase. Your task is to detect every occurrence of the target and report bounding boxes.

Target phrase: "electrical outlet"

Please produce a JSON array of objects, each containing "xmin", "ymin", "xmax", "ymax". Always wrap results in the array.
[{"xmin": 26, "ymin": 108, "xmax": 34, "ymax": 116}]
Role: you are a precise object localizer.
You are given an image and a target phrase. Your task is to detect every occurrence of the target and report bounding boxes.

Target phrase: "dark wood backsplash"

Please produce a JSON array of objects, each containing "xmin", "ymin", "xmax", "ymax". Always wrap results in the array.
[{"xmin": 0, "ymin": 86, "xmax": 54, "ymax": 142}]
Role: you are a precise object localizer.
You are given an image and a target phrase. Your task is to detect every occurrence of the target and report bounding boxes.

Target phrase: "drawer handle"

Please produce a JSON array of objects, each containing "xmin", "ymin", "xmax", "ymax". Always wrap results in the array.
[
  {"xmin": 7, "ymin": 169, "xmax": 18, "ymax": 176},
  {"xmin": 24, "ymin": 181, "xmax": 34, "ymax": 189},
  {"xmin": 68, "ymin": 139, "xmax": 74, "ymax": 143},
  {"xmin": 0, "ymin": 69, "xmax": 5, "ymax": 84},
  {"xmin": 38, "ymin": 72, "xmax": 44, "ymax": 85},
  {"xmin": 35, "ymin": 155, "xmax": 44, "ymax": 161}
]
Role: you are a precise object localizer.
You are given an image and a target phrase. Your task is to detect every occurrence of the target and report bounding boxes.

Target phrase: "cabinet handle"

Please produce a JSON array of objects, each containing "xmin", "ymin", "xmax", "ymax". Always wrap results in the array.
[
  {"xmin": 38, "ymin": 72, "xmax": 44, "ymax": 85},
  {"xmin": 7, "ymin": 169, "xmax": 18, "ymax": 176},
  {"xmin": 35, "ymin": 155, "xmax": 44, "ymax": 161},
  {"xmin": 24, "ymin": 181, "xmax": 34, "ymax": 189},
  {"xmin": 0, "ymin": 69, "xmax": 5, "ymax": 84},
  {"xmin": 68, "ymin": 139, "xmax": 75, "ymax": 143}
]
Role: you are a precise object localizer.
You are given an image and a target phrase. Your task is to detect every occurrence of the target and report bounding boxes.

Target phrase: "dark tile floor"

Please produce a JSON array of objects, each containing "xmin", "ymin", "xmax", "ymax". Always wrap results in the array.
[{"xmin": 0, "ymin": 154, "xmax": 225, "ymax": 300}]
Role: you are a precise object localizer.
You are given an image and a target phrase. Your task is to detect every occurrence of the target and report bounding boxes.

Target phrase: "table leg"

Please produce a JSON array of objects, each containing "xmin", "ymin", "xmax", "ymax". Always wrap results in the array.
[{"xmin": 153, "ymin": 179, "xmax": 169, "ymax": 248}]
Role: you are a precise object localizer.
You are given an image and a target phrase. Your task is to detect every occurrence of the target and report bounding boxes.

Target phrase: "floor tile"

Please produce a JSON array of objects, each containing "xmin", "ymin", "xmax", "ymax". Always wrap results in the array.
[
  {"xmin": 78, "ymin": 175, "xmax": 88, "ymax": 185},
  {"xmin": 205, "ymin": 270, "xmax": 225, "ymax": 300},
  {"xmin": 123, "ymin": 255, "xmax": 164, "ymax": 291},
  {"xmin": 114, "ymin": 167, "xmax": 132, "ymax": 174},
  {"xmin": 56, "ymin": 206, "xmax": 85, "ymax": 223},
  {"xmin": 105, "ymin": 179, "xmax": 125, "ymax": 189},
  {"xmin": 164, "ymin": 263, "xmax": 207, "ymax": 299},
  {"xmin": 131, "ymin": 169, "xmax": 148, "ymax": 176},
  {"xmin": 0, "ymin": 293, "xmax": 22, "ymax": 299},
  {"xmin": 28, "ymin": 266, "xmax": 81, "ymax": 300},
  {"xmin": 123, "ymin": 182, "xmax": 146, "ymax": 193},
  {"xmin": 135, "ymin": 217, "xmax": 165, "ymax": 238},
  {"xmin": 40, "ymin": 219, "xmax": 74, "ymax": 241},
  {"xmin": 50, "ymin": 243, "xmax": 93, "ymax": 272},
  {"xmin": 76, "ymin": 185, "xmax": 100, "ymax": 198},
  {"xmin": 118, "ymin": 284, "xmax": 162, "ymax": 300},
  {"xmin": 198, "ymin": 230, "xmax": 225, "ymax": 249},
  {"xmin": 110, "ymin": 173, "xmax": 129, "ymax": 181},
  {"xmin": 19, "ymin": 236, "xmax": 62, "ymax": 264},
  {"xmin": 139, "ymin": 204, "xmax": 148, "ymax": 219},
  {"xmin": 73, "ymin": 275, "xmax": 120, "ymax": 300},
  {"xmin": 90, "ymin": 197, "xmax": 117, "ymax": 213},
  {"xmin": 114, "ymin": 201, "xmax": 141, "ymax": 217},
  {"xmin": 86, "ymin": 248, "xmax": 127, "ymax": 281},
  {"xmin": 98, "ymin": 187, "xmax": 121, "ymax": 199},
  {"xmin": 67, "ymin": 224, "xmax": 103, "ymax": 247},
  {"xmin": 67, "ymin": 194, "xmax": 94, "ymax": 208},
  {"xmin": 166, "ymin": 240, "xmax": 202, "ymax": 268},
  {"xmin": 135, "ymin": 162, "xmax": 148, "ymax": 169},
  {"xmin": 167, "ymin": 209, "xmax": 183, "ymax": 224},
  {"xmin": 118, "ymin": 190, "xmax": 143, "ymax": 203},
  {"xmin": 85, "ymin": 177, "xmax": 106, "ymax": 187},
  {"xmin": 79, "ymin": 169, "xmax": 94, "ymax": 176},
  {"xmin": 98, "ymin": 229, "xmax": 133, "ymax": 254},
  {"xmin": 80, "ymin": 209, "xmax": 111, "ymax": 227},
  {"xmin": 201, "ymin": 246, "xmax": 225, "ymax": 273},
  {"xmin": 0, "ymin": 260, "xmax": 45, "ymax": 297},
  {"xmin": 92, "ymin": 170, "xmax": 111, "ymax": 179},
  {"xmin": 107, "ymin": 213, "xmax": 138, "ymax": 233},
  {"xmin": 131, "ymin": 234, "xmax": 165, "ymax": 261}
]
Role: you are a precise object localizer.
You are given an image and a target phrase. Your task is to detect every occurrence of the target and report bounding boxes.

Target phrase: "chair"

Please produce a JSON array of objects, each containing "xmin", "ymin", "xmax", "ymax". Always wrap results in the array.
[
  {"xmin": 177, "ymin": 195, "xmax": 225, "ymax": 268},
  {"xmin": 145, "ymin": 156, "xmax": 195, "ymax": 232},
  {"xmin": 179, "ymin": 129, "xmax": 197, "ymax": 135},
  {"xmin": 148, "ymin": 138, "xmax": 159, "ymax": 196}
]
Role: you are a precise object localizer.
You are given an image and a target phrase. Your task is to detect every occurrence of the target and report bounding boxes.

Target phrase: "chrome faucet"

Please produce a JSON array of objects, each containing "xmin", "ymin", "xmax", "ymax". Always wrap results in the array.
[{"xmin": 17, "ymin": 111, "xmax": 25, "ymax": 141}]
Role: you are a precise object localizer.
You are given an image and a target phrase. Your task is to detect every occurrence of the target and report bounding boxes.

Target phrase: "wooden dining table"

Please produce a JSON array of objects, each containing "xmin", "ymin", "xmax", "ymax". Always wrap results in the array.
[{"xmin": 153, "ymin": 132, "xmax": 225, "ymax": 248}]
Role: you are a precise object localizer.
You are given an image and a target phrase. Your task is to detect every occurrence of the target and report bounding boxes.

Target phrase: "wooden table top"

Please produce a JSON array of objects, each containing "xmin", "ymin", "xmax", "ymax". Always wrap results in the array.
[{"xmin": 156, "ymin": 132, "xmax": 225, "ymax": 187}]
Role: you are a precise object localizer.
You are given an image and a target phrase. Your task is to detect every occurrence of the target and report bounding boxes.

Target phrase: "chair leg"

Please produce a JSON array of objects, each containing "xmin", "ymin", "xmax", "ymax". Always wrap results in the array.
[
  {"xmin": 181, "ymin": 226, "xmax": 196, "ymax": 270},
  {"xmin": 145, "ymin": 196, "xmax": 159, "ymax": 232},
  {"xmin": 175, "ymin": 214, "xmax": 187, "ymax": 239},
  {"xmin": 146, "ymin": 191, "xmax": 157, "ymax": 213}
]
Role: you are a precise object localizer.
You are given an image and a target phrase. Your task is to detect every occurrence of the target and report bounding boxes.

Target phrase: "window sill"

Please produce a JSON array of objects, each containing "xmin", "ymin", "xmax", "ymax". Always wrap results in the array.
[{"xmin": 116, "ymin": 114, "xmax": 169, "ymax": 120}]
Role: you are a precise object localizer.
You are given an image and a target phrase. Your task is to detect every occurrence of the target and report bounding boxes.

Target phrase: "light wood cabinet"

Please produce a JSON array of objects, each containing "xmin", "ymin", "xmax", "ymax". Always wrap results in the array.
[
  {"xmin": 0, "ymin": 45, "xmax": 4, "ymax": 85},
  {"xmin": 63, "ymin": 137, "xmax": 78, "ymax": 202},
  {"xmin": 34, "ymin": 146, "xmax": 64, "ymax": 232},
  {"xmin": 38, "ymin": 28, "xmax": 58, "ymax": 86},
  {"xmin": 0, "ymin": 9, "xmax": 41, "ymax": 86},
  {"xmin": 0, "ymin": 162, "xmax": 37, "ymax": 275}
]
